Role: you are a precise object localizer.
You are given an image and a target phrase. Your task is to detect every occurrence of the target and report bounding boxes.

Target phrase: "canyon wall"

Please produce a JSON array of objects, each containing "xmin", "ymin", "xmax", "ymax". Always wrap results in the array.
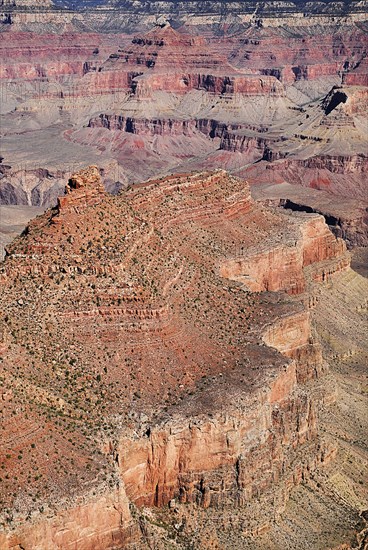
[
  {"xmin": 0, "ymin": 9, "xmax": 367, "ymax": 229},
  {"xmin": 0, "ymin": 489, "xmax": 139, "ymax": 550},
  {"xmin": 0, "ymin": 168, "xmax": 351, "ymax": 549},
  {"xmin": 220, "ymin": 213, "xmax": 350, "ymax": 294}
]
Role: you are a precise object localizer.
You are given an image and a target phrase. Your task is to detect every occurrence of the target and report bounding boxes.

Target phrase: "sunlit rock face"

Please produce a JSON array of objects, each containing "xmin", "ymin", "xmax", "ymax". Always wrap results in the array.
[
  {"xmin": 0, "ymin": 3, "xmax": 366, "ymax": 252},
  {"xmin": 0, "ymin": 166, "xmax": 352, "ymax": 548}
]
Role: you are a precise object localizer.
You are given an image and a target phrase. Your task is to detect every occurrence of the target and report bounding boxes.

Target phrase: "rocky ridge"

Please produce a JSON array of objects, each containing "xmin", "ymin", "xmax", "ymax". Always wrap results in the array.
[{"xmin": 0, "ymin": 166, "xmax": 357, "ymax": 549}]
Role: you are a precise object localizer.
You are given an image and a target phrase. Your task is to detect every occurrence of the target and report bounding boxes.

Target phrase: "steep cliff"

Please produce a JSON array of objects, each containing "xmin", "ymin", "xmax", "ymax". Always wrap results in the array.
[
  {"xmin": 220, "ymin": 212, "xmax": 349, "ymax": 294},
  {"xmin": 0, "ymin": 12, "xmax": 367, "ymax": 219},
  {"xmin": 252, "ymin": 182, "xmax": 368, "ymax": 248},
  {"xmin": 0, "ymin": 167, "xmax": 355, "ymax": 549}
]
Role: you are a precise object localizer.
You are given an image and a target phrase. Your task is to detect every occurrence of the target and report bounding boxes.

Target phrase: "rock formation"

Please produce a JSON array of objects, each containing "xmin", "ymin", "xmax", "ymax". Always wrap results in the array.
[
  {"xmin": 0, "ymin": 6, "xmax": 366, "ymax": 242},
  {"xmin": 252, "ymin": 182, "xmax": 368, "ymax": 248},
  {"xmin": 0, "ymin": 1, "xmax": 366, "ymax": 544},
  {"xmin": 0, "ymin": 166, "xmax": 356, "ymax": 549}
]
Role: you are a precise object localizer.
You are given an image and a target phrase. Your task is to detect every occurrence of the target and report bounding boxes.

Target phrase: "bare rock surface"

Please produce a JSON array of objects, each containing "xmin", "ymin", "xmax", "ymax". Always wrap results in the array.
[
  {"xmin": 0, "ymin": 7, "xmax": 366, "ymax": 252},
  {"xmin": 252, "ymin": 182, "xmax": 368, "ymax": 248},
  {"xmin": 0, "ymin": 166, "xmax": 363, "ymax": 549}
]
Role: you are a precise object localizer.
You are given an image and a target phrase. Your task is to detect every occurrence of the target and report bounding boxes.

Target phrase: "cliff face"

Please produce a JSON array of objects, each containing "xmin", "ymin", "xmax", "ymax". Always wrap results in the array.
[
  {"xmin": 89, "ymin": 115, "xmax": 198, "ymax": 136},
  {"xmin": 251, "ymin": 182, "xmax": 368, "ymax": 249},
  {"xmin": 243, "ymin": 148, "xmax": 368, "ymax": 205},
  {"xmin": 119, "ymin": 305, "xmax": 324, "ymax": 512},
  {"xmin": 301, "ymin": 154, "xmax": 367, "ymax": 175},
  {"xmin": 342, "ymin": 57, "xmax": 368, "ymax": 87},
  {"xmin": 0, "ymin": 167, "xmax": 352, "ymax": 549},
  {"xmin": 220, "ymin": 213, "xmax": 349, "ymax": 295},
  {"xmin": 87, "ymin": 115, "xmax": 278, "ymax": 165},
  {"xmin": 56, "ymin": 165, "xmax": 105, "ymax": 213},
  {"xmin": 52, "ymin": 0, "xmax": 368, "ymax": 16},
  {"xmin": 0, "ymin": 489, "xmax": 138, "ymax": 550},
  {"xmin": 67, "ymin": 27, "xmax": 366, "ymax": 215},
  {"xmin": 0, "ymin": 12, "xmax": 367, "ymax": 228},
  {"xmin": 84, "ymin": 72, "xmax": 285, "ymax": 99},
  {"xmin": 119, "ymin": 386, "xmax": 324, "ymax": 512}
]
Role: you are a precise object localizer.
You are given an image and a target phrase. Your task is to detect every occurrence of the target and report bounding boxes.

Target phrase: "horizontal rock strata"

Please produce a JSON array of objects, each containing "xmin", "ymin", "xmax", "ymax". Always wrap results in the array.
[{"xmin": 0, "ymin": 167, "xmax": 350, "ymax": 548}]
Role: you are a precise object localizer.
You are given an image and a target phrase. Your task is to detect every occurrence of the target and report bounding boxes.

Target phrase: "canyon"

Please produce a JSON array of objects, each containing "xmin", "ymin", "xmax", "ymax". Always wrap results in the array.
[
  {"xmin": 0, "ymin": 1, "xmax": 367, "ymax": 548},
  {"xmin": 0, "ymin": 0, "xmax": 367, "ymax": 250},
  {"xmin": 0, "ymin": 166, "xmax": 366, "ymax": 549}
]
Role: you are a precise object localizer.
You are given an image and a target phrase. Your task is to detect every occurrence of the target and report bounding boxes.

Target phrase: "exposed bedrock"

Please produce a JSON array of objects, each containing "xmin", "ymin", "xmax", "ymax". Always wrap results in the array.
[
  {"xmin": 120, "ymin": 309, "xmax": 328, "ymax": 513},
  {"xmin": 0, "ymin": 315, "xmax": 329, "ymax": 550},
  {"xmin": 0, "ymin": 489, "xmax": 139, "ymax": 550},
  {"xmin": 0, "ymin": 165, "xmax": 65, "ymax": 207},
  {"xmin": 119, "ymin": 295, "xmax": 327, "ymax": 509},
  {"xmin": 4, "ymin": 311, "xmax": 330, "ymax": 550},
  {"xmin": 120, "ymin": 388, "xmax": 327, "ymax": 512},
  {"xmin": 299, "ymin": 154, "xmax": 367, "ymax": 174},
  {"xmin": 1, "ymin": 0, "xmax": 368, "ymax": 25},
  {"xmin": 219, "ymin": 214, "xmax": 349, "ymax": 295},
  {"xmin": 262, "ymin": 311, "xmax": 325, "ymax": 384},
  {"xmin": 88, "ymin": 114, "xmax": 198, "ymax": 136},
  {"xmin": 83, "ymin": 70, "xmax": 285, "ymax": 98},
  {"xmin": 0, "ymin": 20, "xmax": 366, "ymax": 229},
  {"xmin": 245, "ymin": 153, "xmax": 368, "ymax": 203},
  {"xmin": 250, "ymin": 182, "xmax": 368, "ymax": 249},
  {"xmin": 342, "ymin": 57, "xmax": 368, "ymax": 87},
  {"xmin": 87, "ymin": 114, "xmax": 282, "ymax": 163},
  {"xmin": 88, "ymin": 115, "xmax": 257, "ymax": 138},
  {"xmin": 0, "ymin": 32, "xmax": 122, "ymax": 80},
  {"xmin": 343, "ymin": 72, "xmax": 368, "ymax": 86},
  {"xmin": 260, "ymin": 63, "xmax": 343, "ymax": 84},
  {"xmin": 0, "ymin": 167, "xmax": 349, "ymax": 548},
  {"xmin": 136, "ymin": 73, "xmax": 285, "ymax": 96},
  {"xmin": 278, "ymin": 198, "xmax": 368, "ymax": 248},
  {"xmin": 219, "ymin": 131, "xmax": 284, "ymax": 158}
]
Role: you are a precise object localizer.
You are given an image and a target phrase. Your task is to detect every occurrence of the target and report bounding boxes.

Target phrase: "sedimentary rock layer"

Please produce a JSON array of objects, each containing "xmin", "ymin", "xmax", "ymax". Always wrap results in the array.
[
  {"xmin": 0, "ymin": 167, "xmax": 350, "ymax": 548},
  {"xmin": 0, "ymin": 14, "xmax": 367, "ymax": 220}
]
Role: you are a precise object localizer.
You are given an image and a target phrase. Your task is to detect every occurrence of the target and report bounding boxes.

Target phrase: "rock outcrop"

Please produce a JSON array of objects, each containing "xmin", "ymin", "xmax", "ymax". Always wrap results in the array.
[
  {"xmin": 220, "ymin": 213, "xmax": 349, "ymax": 294},
  {"xmin": 55, "ymin": 165, "xmax": 105, "ymax": 214},
  {"xmin": 0, "ymin": 167, "xmax": 352, "ymax": 549},
  {"xmin": 252, "ymin": 182, "xmax": 368, "ymax": 248}
]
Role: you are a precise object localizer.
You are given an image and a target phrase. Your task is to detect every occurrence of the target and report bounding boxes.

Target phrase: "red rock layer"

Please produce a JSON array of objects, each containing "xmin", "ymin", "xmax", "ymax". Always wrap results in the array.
[
  {"xmin": 243, "ymin": 154, "xmax": 368, "ymax": 202},
  {"xmin": 0, "ymin": 167, "xmax": 350, "ymax": 548},
  {"xmin": 0, "ymin": 32, "xmax": 125, "ymax": 80},
  {"xmin": 220, "ymin": 214, "xmax": 349, "ymax": 295}
]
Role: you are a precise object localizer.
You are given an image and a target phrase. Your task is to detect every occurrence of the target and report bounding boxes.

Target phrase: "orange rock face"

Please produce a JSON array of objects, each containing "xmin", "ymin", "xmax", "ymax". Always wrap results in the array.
[
  {"xmin": 56, "ymin": 165, "xmax": 105, "ymax": 214},
  {"xmin": 220, "ymin": 214, "xmax": 349, "ymax": 295},
  {"xmin": 0, "ymin": 489, "xmax": 138, "ymax": 550},
  {"xmin": 0, "ymin": 167, "xmax": 350, "ymax": 548}
]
